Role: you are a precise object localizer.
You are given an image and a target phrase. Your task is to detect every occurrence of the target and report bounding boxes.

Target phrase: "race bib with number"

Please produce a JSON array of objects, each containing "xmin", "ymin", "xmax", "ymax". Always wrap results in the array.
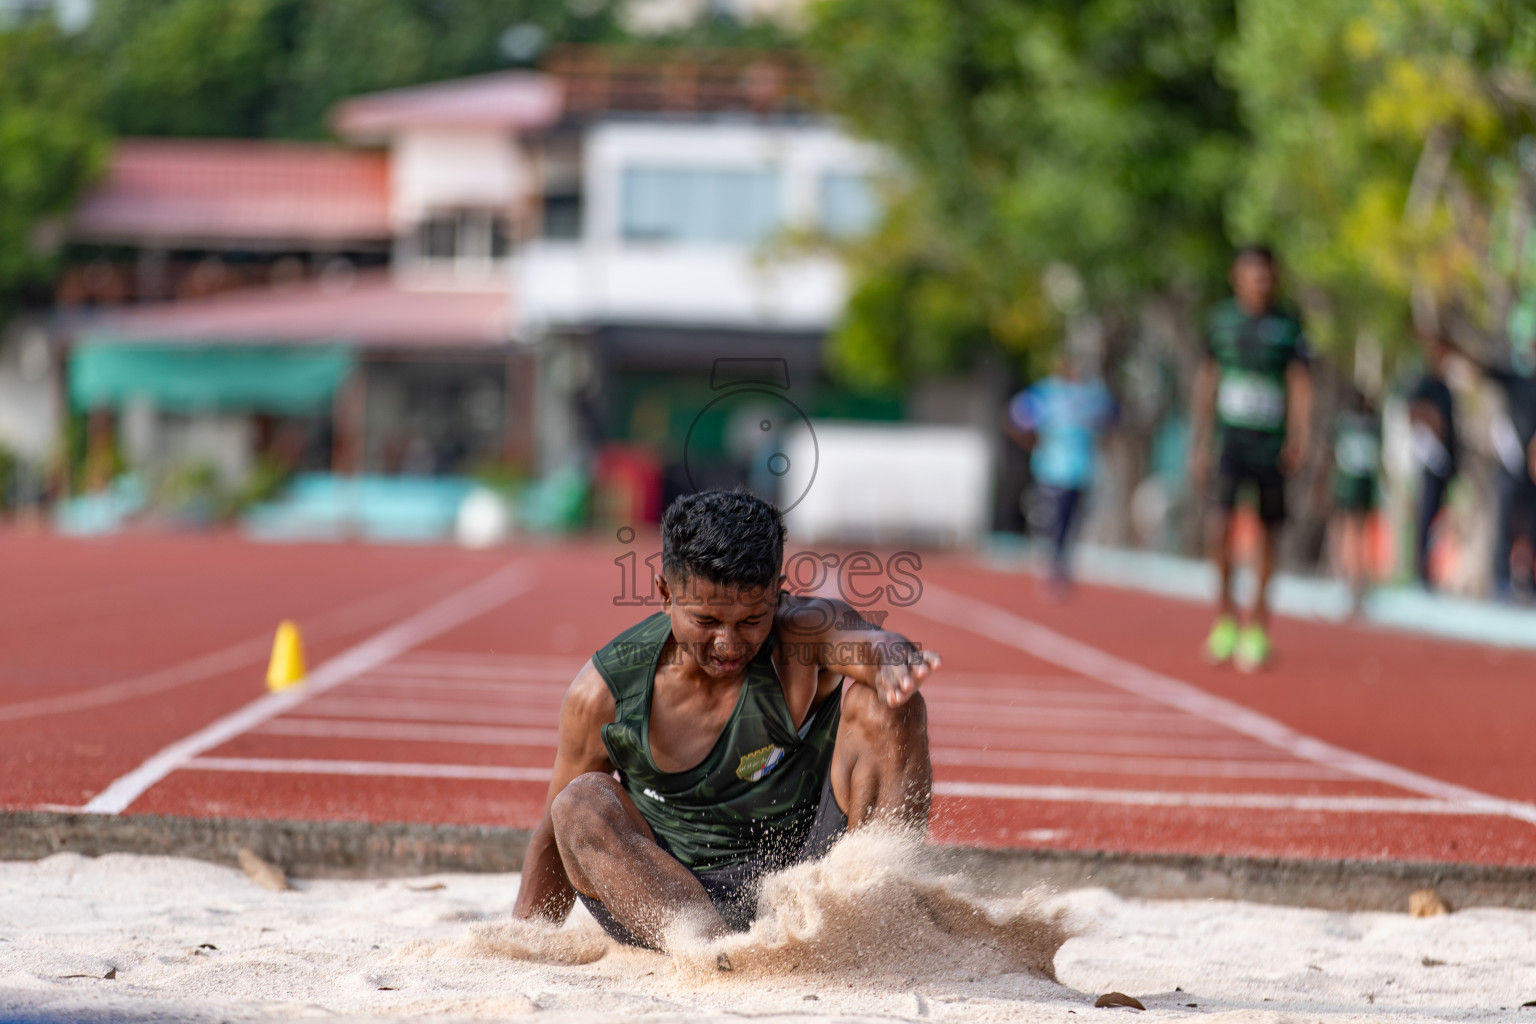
[
  {"xmin": 1218, "ymin": 372, "xmax": 1286, "ymax": 430},
  {"xmin": 1335, "ymin": 431, "xmax": 1379, "ymax": 477}
]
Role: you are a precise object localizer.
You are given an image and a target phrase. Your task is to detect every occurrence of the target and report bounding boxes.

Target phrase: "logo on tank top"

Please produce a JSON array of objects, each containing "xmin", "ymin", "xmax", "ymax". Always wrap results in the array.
[
  {"xmin": 736, "ymin": 744, "xmax": 786, "ymax": 782},
  {"xmin": 643, "ymin": 787, "xmax": 666, "ymax": 803}
]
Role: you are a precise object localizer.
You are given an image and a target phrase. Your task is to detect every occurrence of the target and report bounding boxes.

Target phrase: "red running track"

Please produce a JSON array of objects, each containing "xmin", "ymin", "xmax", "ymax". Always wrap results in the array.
[{"xmin": 4, "ymin": 531, "xmax": 1535, "ymax": 867}]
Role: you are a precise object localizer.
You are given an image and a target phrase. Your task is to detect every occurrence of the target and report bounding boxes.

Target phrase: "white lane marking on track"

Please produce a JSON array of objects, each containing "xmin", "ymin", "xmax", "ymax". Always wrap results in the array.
[
  {"xmin": 0, "ymin": 570, "xmax": 475, "ymax": 724},
  {"xmin": 930, "ymin": 781, "xmax": 1480, "ymax": 815},
  {"xmin": 930, "ymin": 748, "xmax": 1348, "ymax": 779},
  {"xmin": 251, "ymin": 720, "xmax": 1313, "ymax": 777},
  {"xmin": 186, "ymin": 757, "xmax": 551, "ymax": 781},
  {"xmin": 255, "ymin": 718, "xmax": 556, "ymax": 746},
  {"xmin": 916, "ymin": 672, "xmax": 1099, "ymax": 687},
  {"xmin": 0, "ymin": 638, "xmax": 272, "ymax": 724},
  {"xmin": 173, "ymin": 757, "xmax": 1480, "ymax": 815},
  {"xmin": 929, "ymin": 698, "xmax": 1219, "ymax": 718},
  {"xmin": 0, "ymin": 574, "xmax": 466, "ymax": 724},
  {"xmin": 367, "ymin": 663, "xmax": 581, "ymax": 681},
  {"xmin": 389, "ymin": 652, "xmax": 583, "ymax": 666},
  {"xmin": 929, "ymin": 685, "xmax": 1180, "ymax": 705},
  {"xmin": 81, "ymin": 562, "xmax": 538, "ymax": 815},
  {"xmin": 298, "ymin": 698, "xmax": 559, "ymax": 725},
  {"xmin": 929, "ymin": 707, "xmax": 1233, "ymax": 732},
  {"xmin": 380, "ymin": 656, "xmax": 583, "ymax": 672},
  {"xmin": 346, "ymin": 676, "xmax": 571, "ymax": 696},
  {"xmin": 916, "ymin": 584, "xmax": 1536, "ymax": 827},
  {"xmin": 927, "ymin": 731, "xmax": 1303, "ymax": 759}
]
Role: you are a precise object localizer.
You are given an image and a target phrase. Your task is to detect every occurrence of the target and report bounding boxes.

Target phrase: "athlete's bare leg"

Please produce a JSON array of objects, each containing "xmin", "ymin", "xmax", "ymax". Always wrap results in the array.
[
  {"xmin": 551, "ymin": 690, "xmax": 932, "ymax": 947},
  {"xmin": 1251, "ymin": 521, "xmax": 1279, "ymax": 627},
  {"xmin": 550, "ymin": 772, "xmax": 729, "ymax": 948},
  {"xmin": 1208, "ymin": 509, "xmax": 1237, "ymax": 618},
  {"xmin": 829, "ymin": 685, "xmax": 931, "ymax": 828}
]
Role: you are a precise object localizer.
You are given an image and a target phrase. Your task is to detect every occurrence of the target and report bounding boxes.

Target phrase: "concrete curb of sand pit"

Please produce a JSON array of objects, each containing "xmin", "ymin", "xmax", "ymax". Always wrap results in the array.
[
  {"xmin": 4, "ymin": 810, "xmax": 1534, "ymax": 913},
  {"xmin": 0, "ymin": 811, "xmax": 530, "ymax": 878},
  {"xmin": 930, "ymin": 844, "xmax": 1536, "ymax": 913}
]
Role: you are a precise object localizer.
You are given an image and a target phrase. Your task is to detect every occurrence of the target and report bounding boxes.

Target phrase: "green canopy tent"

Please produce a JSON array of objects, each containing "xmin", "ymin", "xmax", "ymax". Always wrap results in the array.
[{"xmin": 70, "ymin": 342, "xmax": 355, "ymax": 414}]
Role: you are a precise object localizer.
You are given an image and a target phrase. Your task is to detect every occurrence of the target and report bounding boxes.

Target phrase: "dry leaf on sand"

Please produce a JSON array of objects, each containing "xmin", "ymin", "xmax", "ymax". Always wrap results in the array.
[
  {"xmin": 237, "ymin": 848, "xmax": 292, "ymax": 892},
  {"xmin": 1409, "ymin": 888, "xmax": 1450, "ymax": 917}
]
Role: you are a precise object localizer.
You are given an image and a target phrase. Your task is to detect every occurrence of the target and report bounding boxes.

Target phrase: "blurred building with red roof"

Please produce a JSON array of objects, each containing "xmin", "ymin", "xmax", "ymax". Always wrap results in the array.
[{"xmin": 42, "ymin": 47, "xmax": 890, "ymax": 530}]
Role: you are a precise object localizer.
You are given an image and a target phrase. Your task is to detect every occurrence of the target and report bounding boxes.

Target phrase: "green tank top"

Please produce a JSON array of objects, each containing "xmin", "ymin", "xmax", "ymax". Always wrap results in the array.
[
  {"xmin": 1206, "ymin": 298, "xmax": 1310, "ymax": 461},
  {"xmin": 592, "ymin": 612, "xmax": 842, "ymax": 873}
]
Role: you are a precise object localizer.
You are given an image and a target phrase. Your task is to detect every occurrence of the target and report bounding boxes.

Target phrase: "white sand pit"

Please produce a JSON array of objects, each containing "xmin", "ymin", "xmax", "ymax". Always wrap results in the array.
[{"xmin": 1, "ymin": 829, "xmax": 1534, "ymax": 1023}]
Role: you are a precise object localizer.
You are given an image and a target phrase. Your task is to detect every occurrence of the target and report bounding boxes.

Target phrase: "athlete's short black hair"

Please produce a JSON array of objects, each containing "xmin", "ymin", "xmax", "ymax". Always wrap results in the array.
[
  {"xmin": 1234, "ymin": 243, "xmax": 1276, "ymax": 266},
  {"xmin": 661, "ymin": 489, "xmax": 785, "ymax": 591}
]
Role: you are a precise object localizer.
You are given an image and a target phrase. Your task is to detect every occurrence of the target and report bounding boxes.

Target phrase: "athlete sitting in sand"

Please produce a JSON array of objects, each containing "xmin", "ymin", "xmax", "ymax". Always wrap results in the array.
[{"xmin": 513, "ymin": 489, "xmax": 940, "ymax": 951}]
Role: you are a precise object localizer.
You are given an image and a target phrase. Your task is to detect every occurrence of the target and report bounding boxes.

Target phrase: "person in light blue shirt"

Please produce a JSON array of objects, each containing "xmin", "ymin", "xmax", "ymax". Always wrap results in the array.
[{"xmin": 1005, "ymin": 355, "xmax": 1117, "ymax": 593}]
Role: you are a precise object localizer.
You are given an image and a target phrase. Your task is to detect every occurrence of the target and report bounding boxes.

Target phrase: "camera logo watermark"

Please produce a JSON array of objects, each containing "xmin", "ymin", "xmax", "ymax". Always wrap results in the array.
[
  {"xmin": 610, "ymin": 357, "xmax": 928, "ymax": 663},
  {"xmin": 682, "ymin": 357, "xmax": 818, "ymax": 513}
]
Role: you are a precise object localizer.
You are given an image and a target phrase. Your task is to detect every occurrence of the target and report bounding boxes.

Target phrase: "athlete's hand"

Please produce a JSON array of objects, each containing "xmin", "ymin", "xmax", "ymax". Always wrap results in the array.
[{"xmin": 874, "ymin": 649, "xmax": 941, "ymax": 708}]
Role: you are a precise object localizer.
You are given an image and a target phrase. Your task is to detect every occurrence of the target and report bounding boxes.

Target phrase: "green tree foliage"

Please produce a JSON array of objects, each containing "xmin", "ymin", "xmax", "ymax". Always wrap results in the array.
[
  {"xmin": 86, "ymin": 0, "xmax": 298, "ymax": 138},
  {"xmin": 0, "ymin": 21, "xmax": 108, "ymax": 307},
  {"xmin": 1226, "ymin": 0, "xmax": 1536, "ymax": 362},
  {"xmin": 86, "ymin": 0, "xmax": 626, "ymax": 140},
  {"xmin": 806, "ymin": 0, "xmax": 1245, "ymax": 387}
]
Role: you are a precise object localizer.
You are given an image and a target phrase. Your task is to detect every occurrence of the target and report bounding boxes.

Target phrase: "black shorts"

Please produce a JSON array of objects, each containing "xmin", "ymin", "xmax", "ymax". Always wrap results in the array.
[
  {"xmin": 1333, "ymin": 477, "xmax": 1376, "ymax": 513},
  {"xmin": 1214, "ymin": 443, "xmax": 1287, "ymax": 525},
  {"xmin": 576, "ymin": 772, "xmax": 849, "ymax": 948}
]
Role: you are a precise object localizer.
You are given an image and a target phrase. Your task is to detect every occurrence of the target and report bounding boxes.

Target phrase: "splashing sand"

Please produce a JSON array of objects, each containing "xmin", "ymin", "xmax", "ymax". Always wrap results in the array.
[
  {"xmin": 467, "ymin": 827, "xmax": 1071, "ymax": 987},
  {"xmin": 668, "ymin": 827, "xmax": 1070, "ymax": 984}
]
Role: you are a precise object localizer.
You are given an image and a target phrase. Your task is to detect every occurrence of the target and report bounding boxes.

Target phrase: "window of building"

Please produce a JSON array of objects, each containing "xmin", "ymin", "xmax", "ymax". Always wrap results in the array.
[
  {"xmin": 819, "ymin": 172, "xmax": 879, "ymax": 239},
  {"xmin": 415, "ymin": 209, "xmax": 510, "ymax": 263},
  {"xmin": 541, "ymin": 194, "xmax": 583, "ymax": 240},
  {"xmin": 620, "ymin": 167, "xmax": 781, "ymax": 245}
]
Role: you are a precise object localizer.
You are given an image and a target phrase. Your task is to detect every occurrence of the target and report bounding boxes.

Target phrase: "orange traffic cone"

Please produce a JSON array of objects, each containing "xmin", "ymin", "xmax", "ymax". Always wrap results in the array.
[{"xmin": 266, "ymin": 620, "xmax": 307, "ymax": 692}]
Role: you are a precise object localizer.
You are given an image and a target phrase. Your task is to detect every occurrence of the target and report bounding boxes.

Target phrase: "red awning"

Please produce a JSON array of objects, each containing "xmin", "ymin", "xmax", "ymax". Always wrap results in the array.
[
  {"xmin": 76, "ymin": 273, "xmax": 511, "ymax": 350},
  {"xmin": 70, "ymin": 140, "xmax": 392, "ymax": 249}
]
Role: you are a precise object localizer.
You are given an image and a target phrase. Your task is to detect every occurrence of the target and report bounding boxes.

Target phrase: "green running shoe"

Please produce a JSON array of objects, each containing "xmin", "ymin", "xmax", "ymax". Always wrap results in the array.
[
  {"xmin": 1204, "ymin": 616, "xmax": 1238, "ymax": 664},
  {"xmin": 1234, "ymin": 624, "xmax": 1271, "ymax": 673}
]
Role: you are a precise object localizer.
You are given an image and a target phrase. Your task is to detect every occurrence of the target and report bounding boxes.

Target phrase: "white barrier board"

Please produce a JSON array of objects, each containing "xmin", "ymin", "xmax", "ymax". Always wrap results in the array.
[{"xmin": 782, "ymin": 421, "xmax": 991, "ymax": 547}]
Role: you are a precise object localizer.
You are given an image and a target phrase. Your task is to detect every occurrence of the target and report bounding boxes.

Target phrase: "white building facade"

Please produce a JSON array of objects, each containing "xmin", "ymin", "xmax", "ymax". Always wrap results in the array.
[{"xmin": 514, "ymin": 120, "xmax": 880, "ymax": 336}]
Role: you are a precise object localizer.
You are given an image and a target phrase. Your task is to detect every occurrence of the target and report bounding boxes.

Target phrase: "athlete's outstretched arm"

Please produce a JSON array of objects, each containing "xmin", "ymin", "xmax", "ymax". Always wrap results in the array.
[
  {"xmin": 780, "ymin": 593, "xmax": 940, "ymax": 709},
  {"xmin": 512, "ymin": 664, "xmax": 615, "ymax": 923}
]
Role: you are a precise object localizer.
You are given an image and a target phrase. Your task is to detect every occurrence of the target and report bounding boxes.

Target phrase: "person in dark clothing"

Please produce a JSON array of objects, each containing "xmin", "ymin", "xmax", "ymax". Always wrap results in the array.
[
  {"xmin": 1406, "ymin": 334, "xmax": 1459, "ymax": 589},
  {"xmin": 1442, "ymin": 332, "xmax": 1536, "ymax": 599},
  {"xmin": 1486, "ymin": 360, "xmax": 1536, "ymax": 600}
]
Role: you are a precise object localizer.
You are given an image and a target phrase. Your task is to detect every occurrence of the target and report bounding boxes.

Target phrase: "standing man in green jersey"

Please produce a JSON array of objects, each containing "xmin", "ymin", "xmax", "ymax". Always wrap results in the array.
[
  {"xmin": 512, "ymin": 489, "xmax": 940, "ymax": 951},
  {"xmin": 1189, "ymin": 245, "xmax": 1313, "ymax": 672}
]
